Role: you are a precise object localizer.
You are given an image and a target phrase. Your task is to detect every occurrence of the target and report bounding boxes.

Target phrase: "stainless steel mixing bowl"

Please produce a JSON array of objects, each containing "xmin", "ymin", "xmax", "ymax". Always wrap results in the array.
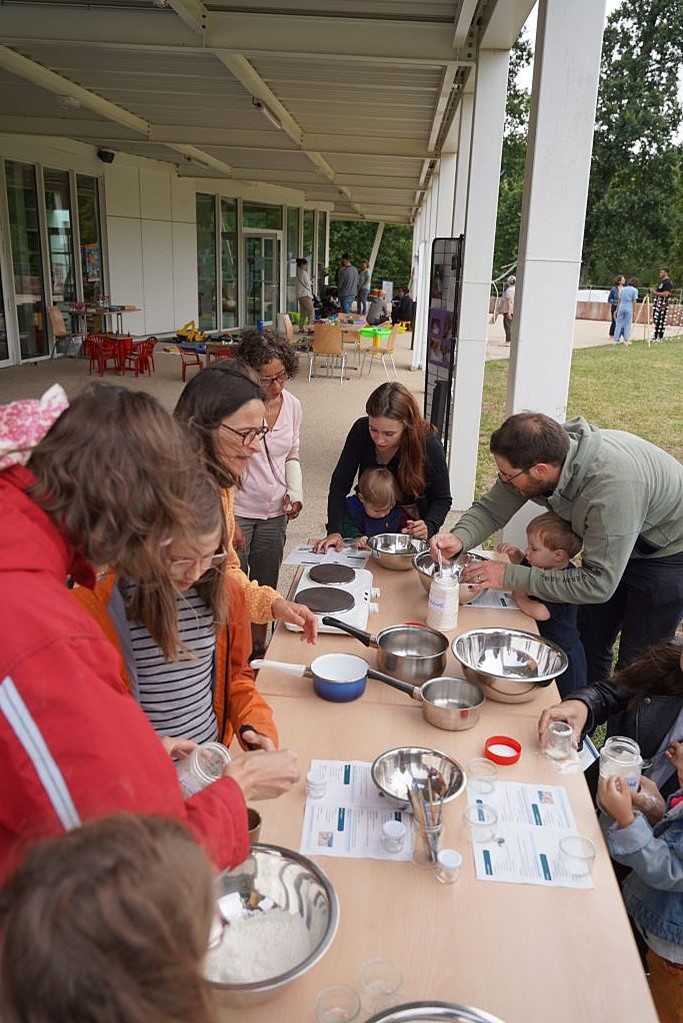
[
  {"xmin": 366, "ymin": 1002, "xmax": 508, "ymax": 1022},
  {"xmin": 371, "ymin": 746, "xmax": 466, "ymax": 809},
  {"xmin": 412, "ymin": 550, "xmax": 489, "ymax": 602},
  {"xmin": 206, "ymin": 844, "xmax": 339, "ymax": 1005},
  {"xmin": 452, "ymin": 627, "xmax": 568, "ymax": 704},
  {"xmin": 368, "ymin": 533, "xmax": 429, "ymax": 571}
]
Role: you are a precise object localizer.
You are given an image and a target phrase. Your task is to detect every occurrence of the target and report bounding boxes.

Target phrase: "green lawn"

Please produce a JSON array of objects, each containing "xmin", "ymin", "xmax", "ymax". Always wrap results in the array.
[{"xmin": 475, "ymin": 335, "xmax": 683, "ymax": 496}]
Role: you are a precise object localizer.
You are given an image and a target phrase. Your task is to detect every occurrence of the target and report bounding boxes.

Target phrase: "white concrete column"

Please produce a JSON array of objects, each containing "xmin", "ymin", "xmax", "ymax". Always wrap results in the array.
[
  {"xmin": 446, "ymin": 50, "xmax": 510, "ymax": 508},
  {"xmin": 411, "ymin": 178, "xmax": 435, "ymax": 370},
  {"xmin": 501, "ymin": 0, "xmax": 606, "ymax": 545},
  {"xmin": 506, "ymin": 0, "xmax": 606, "ymax": 421},
  {"xmin": 368, "ymin": 221, "xmax": 385, "ymax": 277},
  {"xmin": 452, "ymin": 92, "xmax": 473, "ymax": 236}
]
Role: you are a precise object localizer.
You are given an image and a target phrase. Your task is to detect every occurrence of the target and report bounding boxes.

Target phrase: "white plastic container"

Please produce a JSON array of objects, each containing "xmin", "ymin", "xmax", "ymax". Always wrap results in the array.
[
  {"xmin": 426, "ymin": 574, "xmax": 459, "ymax": 632},
  {"xmin": 175, "ymin": 742, "xmax": 231, "ymax": 798}
]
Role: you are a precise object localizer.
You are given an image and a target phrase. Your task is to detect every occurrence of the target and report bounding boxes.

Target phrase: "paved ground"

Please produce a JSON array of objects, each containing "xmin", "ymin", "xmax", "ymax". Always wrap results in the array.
[{"xmin": 0, "ymin": 316, "xmax": 615, "ymax": 600}]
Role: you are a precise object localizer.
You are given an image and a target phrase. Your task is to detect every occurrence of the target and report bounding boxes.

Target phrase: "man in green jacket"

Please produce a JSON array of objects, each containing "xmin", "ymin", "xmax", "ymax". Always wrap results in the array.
[{"xmin": 431, "ymin": 412, "xmax": 683, "ymax": 683}]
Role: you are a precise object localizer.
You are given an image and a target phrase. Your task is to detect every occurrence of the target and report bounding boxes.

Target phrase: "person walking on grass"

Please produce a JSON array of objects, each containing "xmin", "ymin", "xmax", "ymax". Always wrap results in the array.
[
  {"xmin": 651, "ymin": 267, "xmax": 673, "ymax": 343},
  {"xmin": 607, "ymin": 274, "xmax": 625, "ymax": 338},
  {"xmin": 613, "ymin": 276, "xmax": 639, "ymax": 345}
]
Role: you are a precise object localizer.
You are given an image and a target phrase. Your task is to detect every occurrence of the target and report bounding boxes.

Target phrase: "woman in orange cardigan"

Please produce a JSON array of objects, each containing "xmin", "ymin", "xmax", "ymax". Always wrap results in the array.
[
  {"xmin": 174, "ymin": 361, "xmax": 317, "ymax": 648},
  {"xmin": 74, "ymin": 472, "xmax": 278, "ymax": 753}
]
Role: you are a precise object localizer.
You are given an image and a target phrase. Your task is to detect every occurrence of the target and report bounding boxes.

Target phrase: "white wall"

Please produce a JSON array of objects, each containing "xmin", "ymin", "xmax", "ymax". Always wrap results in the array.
[{"xmin": 104, "ymin": 163, "xmax": 198, "ymax": 336}]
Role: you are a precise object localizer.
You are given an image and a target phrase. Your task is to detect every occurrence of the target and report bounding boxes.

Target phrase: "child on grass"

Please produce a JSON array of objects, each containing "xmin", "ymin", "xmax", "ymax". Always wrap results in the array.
[
  {"xmin": 497, "ymin": 511, "xmax": 587, "ymax": 697},
  {"xmin": 342, "ymin": 467, "xmax": 408, "ymax": 548},
  {"xmin": 601, "ymin": 741, "xmax": 683, "ymax": 1023}
]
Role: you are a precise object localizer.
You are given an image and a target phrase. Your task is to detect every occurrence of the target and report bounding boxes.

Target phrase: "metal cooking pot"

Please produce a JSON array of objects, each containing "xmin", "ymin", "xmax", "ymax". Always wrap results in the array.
[
  {"xmin": 373, "ymin": 673, "xmax": 485, "ymax": 731},
  {"xmin": 365, "ymin": 1002, "xmax": 507, "ymax": 1023},
  {"xmin": 251, "ymin": 653, "xmax": 371, "ymax": 702},
  {"xmin": 321, "ymin": 617, "xmax": 448, "ymax": 685}
]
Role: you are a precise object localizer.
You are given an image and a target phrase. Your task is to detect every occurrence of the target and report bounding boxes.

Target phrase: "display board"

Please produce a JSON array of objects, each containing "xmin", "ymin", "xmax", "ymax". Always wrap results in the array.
[{"xmin": 423, "ymin": 236, "xmax": 463, "ymax": 458}]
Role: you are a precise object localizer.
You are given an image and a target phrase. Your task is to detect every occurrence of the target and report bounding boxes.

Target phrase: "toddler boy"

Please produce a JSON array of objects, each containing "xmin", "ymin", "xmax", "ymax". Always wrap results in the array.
[{"xmin": 343, "ymin": 468, "xmax": 408, "ymax": 547}]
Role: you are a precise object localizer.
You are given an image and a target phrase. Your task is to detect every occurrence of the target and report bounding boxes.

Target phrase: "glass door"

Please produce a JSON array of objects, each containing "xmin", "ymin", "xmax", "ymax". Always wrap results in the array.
[
  {"xmin": 0, "ymin": 252, "xmax": 8, "ymax": 363},
  {"xmin": 5, "ymin": 161, "xmax": 48, "ymax": 360},
  {"xmin": 244, "ymin": 233, "xmax": 280, "ymax": 325}
]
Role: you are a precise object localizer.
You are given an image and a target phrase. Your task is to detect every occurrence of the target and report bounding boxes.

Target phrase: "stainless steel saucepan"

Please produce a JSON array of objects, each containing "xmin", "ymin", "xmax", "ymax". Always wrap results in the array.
[
  {"xmin": 373, "ymin": 673, "xmax": 485, "ymax": 731},
  {"xmin": 321, "ymin": 617, "xmax": 448, "ymax": 685}
]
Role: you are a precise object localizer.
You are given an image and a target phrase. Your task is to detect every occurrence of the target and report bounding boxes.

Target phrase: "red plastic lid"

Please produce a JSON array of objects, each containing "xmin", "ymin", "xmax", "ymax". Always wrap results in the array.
[{"xmin": 484, "ymin": 735, "xmax": 522, "ymax": 765}]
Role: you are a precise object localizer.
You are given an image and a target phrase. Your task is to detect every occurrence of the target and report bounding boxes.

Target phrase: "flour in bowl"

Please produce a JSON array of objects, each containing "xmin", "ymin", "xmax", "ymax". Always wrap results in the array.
[{"xmin": 205, "ymin": 908, "xmax": 313, "ymax": 984}]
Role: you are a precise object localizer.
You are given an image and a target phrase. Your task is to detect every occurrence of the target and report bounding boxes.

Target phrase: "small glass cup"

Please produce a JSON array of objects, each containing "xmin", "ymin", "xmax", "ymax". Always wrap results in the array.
[
  {"xmin": 545, "ymin": 721, "xmax": 574, "ymax": 761},
  {"xmin": 316, "ymin": 985, "xmax": 361, "ymax": 1023},
  {"xmin": 381, "ymin": 819, "xmax": 406, "ymax": 854},
  {"xmin": 307, "ymin": 768, "xmax": 327, "ymax": 799},
  {"xmin": 559, "ymin": 835, "xmax": 596, "ymax": 877},
  {"xmin": 358, "ymin": 959, "xmax": 403, "ymax": 1015},
  {"xmin": 464, "ymin": 803, "xmax": 497, "ymax": 843},
  {"xmin": 466, "ymin": 757, "xmax": 497, "ymax": 796},
  {"xmin": 411, "ymin": 817, "xmax": 443, "ymax": 866},
  {"xmin": 247, "ymin": 807, "xmax": 261, "ymax": 845},
  {"xmin": 436, "ymin": 848, "xmax": 462, "ymax": 884}
]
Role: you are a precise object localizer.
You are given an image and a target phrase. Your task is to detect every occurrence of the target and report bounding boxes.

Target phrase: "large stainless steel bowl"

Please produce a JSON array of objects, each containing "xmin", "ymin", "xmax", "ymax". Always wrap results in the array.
[
  {"xmin": 368, "ymin": 533, "xmax": 429, "ymax": 571},
  {"xmin": 452, "ymin": 628, "xmax": 568, "ymax": 704},
  {"xmin": 206, "ymin": 844, "xmax": 339, "ymax": 1005},
  {"xmin": 366, "ymin": 1002, "xmax": 507, "ymax": 1022},
  {"xmin": 371, "ymin": 746, "xmax": 466, "ymax": 809},
  {"xmin": 412, "ymin": 550, "xmax": 489, "ymax": 603}
]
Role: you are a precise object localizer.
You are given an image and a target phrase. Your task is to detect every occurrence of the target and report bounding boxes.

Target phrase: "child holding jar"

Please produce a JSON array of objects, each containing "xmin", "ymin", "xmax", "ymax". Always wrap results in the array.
[{"xmin": 600, "ymin": 741, "xmax": 683, "ymax": 1023}]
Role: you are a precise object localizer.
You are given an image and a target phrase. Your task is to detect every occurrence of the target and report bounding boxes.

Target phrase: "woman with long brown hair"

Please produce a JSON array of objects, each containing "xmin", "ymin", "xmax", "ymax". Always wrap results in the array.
[
  {"xmin": 74, "ymin": 470, "xmax": 278, "ymax": 753},
  {"xmin": 0, "ymin": 814, "xmax": 219, "ymax": 1023},
  {"xmin": 315, "ymin": 381, "xmax": 451, "ymax": 552},
  {"xmin": 0, "ymin": 383, "xmax": 298, "ymax": 882},
  {"xmin": 174, "ymin": 361, "xmax": 317, "ymax": 644}
]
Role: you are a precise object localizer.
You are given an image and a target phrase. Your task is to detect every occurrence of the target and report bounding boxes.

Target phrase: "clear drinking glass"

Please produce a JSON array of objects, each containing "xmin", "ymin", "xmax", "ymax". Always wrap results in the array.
[
  {"xmin": 545, "ymin": 721, "xmax": 574, "ymax": 761},
  {"xmin": 358, "ymin": 959, "xmax": 403, "ymax": 1015},
  {"xmin": 559, "ymin": 835, "xmax": 596, "ymax": 877},
  {"xmin": 464, "ymin": 803, "xmax": 498, "ymax": 843},
  {"xmin": 411, "ymin": 817, "xmax": 443, "ymax": 866},
  {"xmin": 466, "ymin": 757, "xmax": 498, "ymax": 796},
  {"xmin": 316, "ymin": 985, "xmax": 361, "ymax": 1023}
]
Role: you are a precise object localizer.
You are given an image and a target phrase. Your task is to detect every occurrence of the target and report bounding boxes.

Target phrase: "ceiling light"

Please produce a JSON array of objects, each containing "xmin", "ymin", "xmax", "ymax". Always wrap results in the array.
[{"xmin": 252, "ymin": 97, "xmax": 282, "ymax": 131}]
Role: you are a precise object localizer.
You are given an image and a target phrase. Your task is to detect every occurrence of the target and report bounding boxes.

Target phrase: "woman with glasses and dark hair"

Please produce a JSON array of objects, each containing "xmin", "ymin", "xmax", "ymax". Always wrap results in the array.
[
  {"xmin": 74, "ymin": 471, "xmax": 279, "ymax": 752},
  {"xmin": 234, "ymin": 329, "xmax": 304, "ymax": 657},
  {"xmin": 174, "ymin": 360, "xmax": 317, "ymax": 649}
]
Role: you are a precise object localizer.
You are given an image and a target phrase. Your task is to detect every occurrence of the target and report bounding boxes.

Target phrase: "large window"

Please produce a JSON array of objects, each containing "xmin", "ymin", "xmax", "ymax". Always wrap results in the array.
[
  {"xmin": 196, "ymin": 193, "xmax": 217, "ymax": 330},
  {"xmin": 302, "ymin": 209, "xmax": 314, "ymax": 264},
  {"xmin": 243, "ymin": 202, "xmax": 282, "ymax": 231},
  {"xmin": 6, "ymin": 161, "xmax": 48, "ymax": 359},
  {"xmin": 317, "ymin": 210, "xmax": 327, "ymax": 291},
  {"xmin": 221, "ymin": 197, "xmax": 238, "ymax": 329},
  {"xmin": 286, "ymin": 207, "xmax": 299, "ymax": 312},
  {"xmin": 77, "ymin": 175, "xmax": 103, "ymax": 305},
  {"xmin": 44, "ymin": 168, "xmax": 76, "ymax": 334}
]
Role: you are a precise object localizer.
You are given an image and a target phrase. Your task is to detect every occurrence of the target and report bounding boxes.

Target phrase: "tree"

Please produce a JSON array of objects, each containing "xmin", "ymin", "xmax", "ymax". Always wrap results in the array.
[
  {"xmin": 582, "ymin": 0, "xmax": 683, "ymax": 287},
  {"xmin": 328, "ymin": 221, "xmax": 413, "ymax": 290},
  {"xmin": 492, "ymin": 33, "xmax": 532, "ymax": 280}
]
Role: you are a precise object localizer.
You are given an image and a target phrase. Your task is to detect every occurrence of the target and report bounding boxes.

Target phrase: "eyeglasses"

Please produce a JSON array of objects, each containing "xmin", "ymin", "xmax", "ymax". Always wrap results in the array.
[
  {"xmin": 497, "ymin": 466, "xmax": 532, "ymax": 486},
  {"xmin": 259, "ymin": 369, "xmax": 289, "ymax": 387},
  {"xmin": 167, "ymin": 549, "xmax": 227, "ymax": 571},
  {"xmin": 219, "ymin": 422, "xmax": 269, "ymax": 445}
]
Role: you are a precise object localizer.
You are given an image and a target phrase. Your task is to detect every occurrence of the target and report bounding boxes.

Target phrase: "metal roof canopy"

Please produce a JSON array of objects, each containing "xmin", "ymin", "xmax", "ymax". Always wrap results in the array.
[{"xmin": 0, "ymin": 0, "xmax": 533, "ymax": 223}]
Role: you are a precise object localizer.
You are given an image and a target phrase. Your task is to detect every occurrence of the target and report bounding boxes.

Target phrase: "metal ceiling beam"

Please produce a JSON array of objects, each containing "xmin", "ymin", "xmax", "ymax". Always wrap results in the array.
[
  {"xmin": 427, "ymin": 65, "xmax": 457, "ymax": 153},
  {"xmin": 166, "ymin": 0, "xmax": 208, "ymax": 37},
  {"xmin": 0, "ymin": 7, "xmax": 474, "ymax": 65},
  {"xmin": 0, "ymin": 44, "xmax": 233, "ymax": 176},
  {"xmin": 453, "ymin": 0, "xmax": 480, "ymax": 48}
]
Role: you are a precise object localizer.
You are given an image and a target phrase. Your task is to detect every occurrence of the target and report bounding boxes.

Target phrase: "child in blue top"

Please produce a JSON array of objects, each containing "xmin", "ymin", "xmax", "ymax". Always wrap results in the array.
[
  {"xmin": 497, "ymin": 511, "xmax": 587, "ymax": 698},
  {"xmin": 601, "ymin": 740, "xmax": 683, "ymax": 1023},
  {"xmin": 342, "ymin": 467, "xmax": 408, "ymax": 546}
]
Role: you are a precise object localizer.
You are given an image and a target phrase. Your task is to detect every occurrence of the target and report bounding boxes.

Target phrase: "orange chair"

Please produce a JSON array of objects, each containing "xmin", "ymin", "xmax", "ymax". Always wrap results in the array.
[
  {"xmin": 308, "ymin": 322, "xmax": 346, "ymax": 383},
  {"xmin": 361, "ymin": 324, "xmax": 399, "ymax": 380}
]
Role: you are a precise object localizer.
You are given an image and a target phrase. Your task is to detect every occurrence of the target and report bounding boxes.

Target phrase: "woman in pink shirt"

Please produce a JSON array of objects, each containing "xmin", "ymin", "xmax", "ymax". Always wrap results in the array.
[{"xmin": 234, "ymin": 330, "xmax": 304, "ymax": 656}]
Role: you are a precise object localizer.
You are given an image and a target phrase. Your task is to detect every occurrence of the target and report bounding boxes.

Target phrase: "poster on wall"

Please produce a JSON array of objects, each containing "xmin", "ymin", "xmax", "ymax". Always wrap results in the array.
[
  {"xmin": 84, "ymin": 243, "xmax": 101, "ymax": 283},
  {"xmin": 423, "ymin": 236, "xmax": 464, "ymax": 458}
]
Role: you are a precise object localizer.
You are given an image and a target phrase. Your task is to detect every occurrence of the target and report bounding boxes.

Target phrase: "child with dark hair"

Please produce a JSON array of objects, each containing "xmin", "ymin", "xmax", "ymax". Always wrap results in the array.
[
  {"xmin": 0, "ymin": 814, "xmax": 219, "ymax": 1023},
  {"xmin": 601, "ymin": 743, "xmax": 683, "ymax": 1023},
  {"xmin": 497, "ymin": 511, "xmax": 587, "ymax": 697},
  {"xmin": 342, "ymin": 467, "xmax": 408, "ymax": 546}
]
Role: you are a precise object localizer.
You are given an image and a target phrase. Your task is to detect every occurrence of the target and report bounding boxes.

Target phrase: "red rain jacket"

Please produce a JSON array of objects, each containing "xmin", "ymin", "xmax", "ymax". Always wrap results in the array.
[{"xmin": 0, "ymin": 467, "xmax": 248, "ymax": 882}]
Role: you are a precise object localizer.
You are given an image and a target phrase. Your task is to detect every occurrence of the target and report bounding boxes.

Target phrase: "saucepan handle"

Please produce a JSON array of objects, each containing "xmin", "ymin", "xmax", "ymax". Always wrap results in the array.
[
  {"xmin": 251, "ymin": 660, "xmax": 310, "ymax": 677},
  {"xmin": 321, "ymin": 616, "xmax": 375, "ymax": 647},
  {"xmin": 366, "ymin": 668, "xmax": 423, "ymax": 700}
]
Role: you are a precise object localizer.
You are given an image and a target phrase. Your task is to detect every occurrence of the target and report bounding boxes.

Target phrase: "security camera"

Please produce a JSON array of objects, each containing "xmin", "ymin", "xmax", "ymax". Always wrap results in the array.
[{"xmin": 97, "ymin": 149, "xmax": 115, "ymax": 164}]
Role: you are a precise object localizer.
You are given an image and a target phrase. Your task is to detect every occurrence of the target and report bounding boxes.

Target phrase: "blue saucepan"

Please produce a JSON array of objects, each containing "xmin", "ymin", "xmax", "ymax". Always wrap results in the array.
[{"xmin": 252, "ymin": 653, "xmax": 376, "ymax": 703}]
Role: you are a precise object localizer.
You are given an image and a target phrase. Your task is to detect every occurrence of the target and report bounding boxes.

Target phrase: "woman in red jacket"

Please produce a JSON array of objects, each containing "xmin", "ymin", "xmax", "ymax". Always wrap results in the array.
[{"xmin": 0, "ymin": 383, "xmax": 298, "ymax": 882}]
